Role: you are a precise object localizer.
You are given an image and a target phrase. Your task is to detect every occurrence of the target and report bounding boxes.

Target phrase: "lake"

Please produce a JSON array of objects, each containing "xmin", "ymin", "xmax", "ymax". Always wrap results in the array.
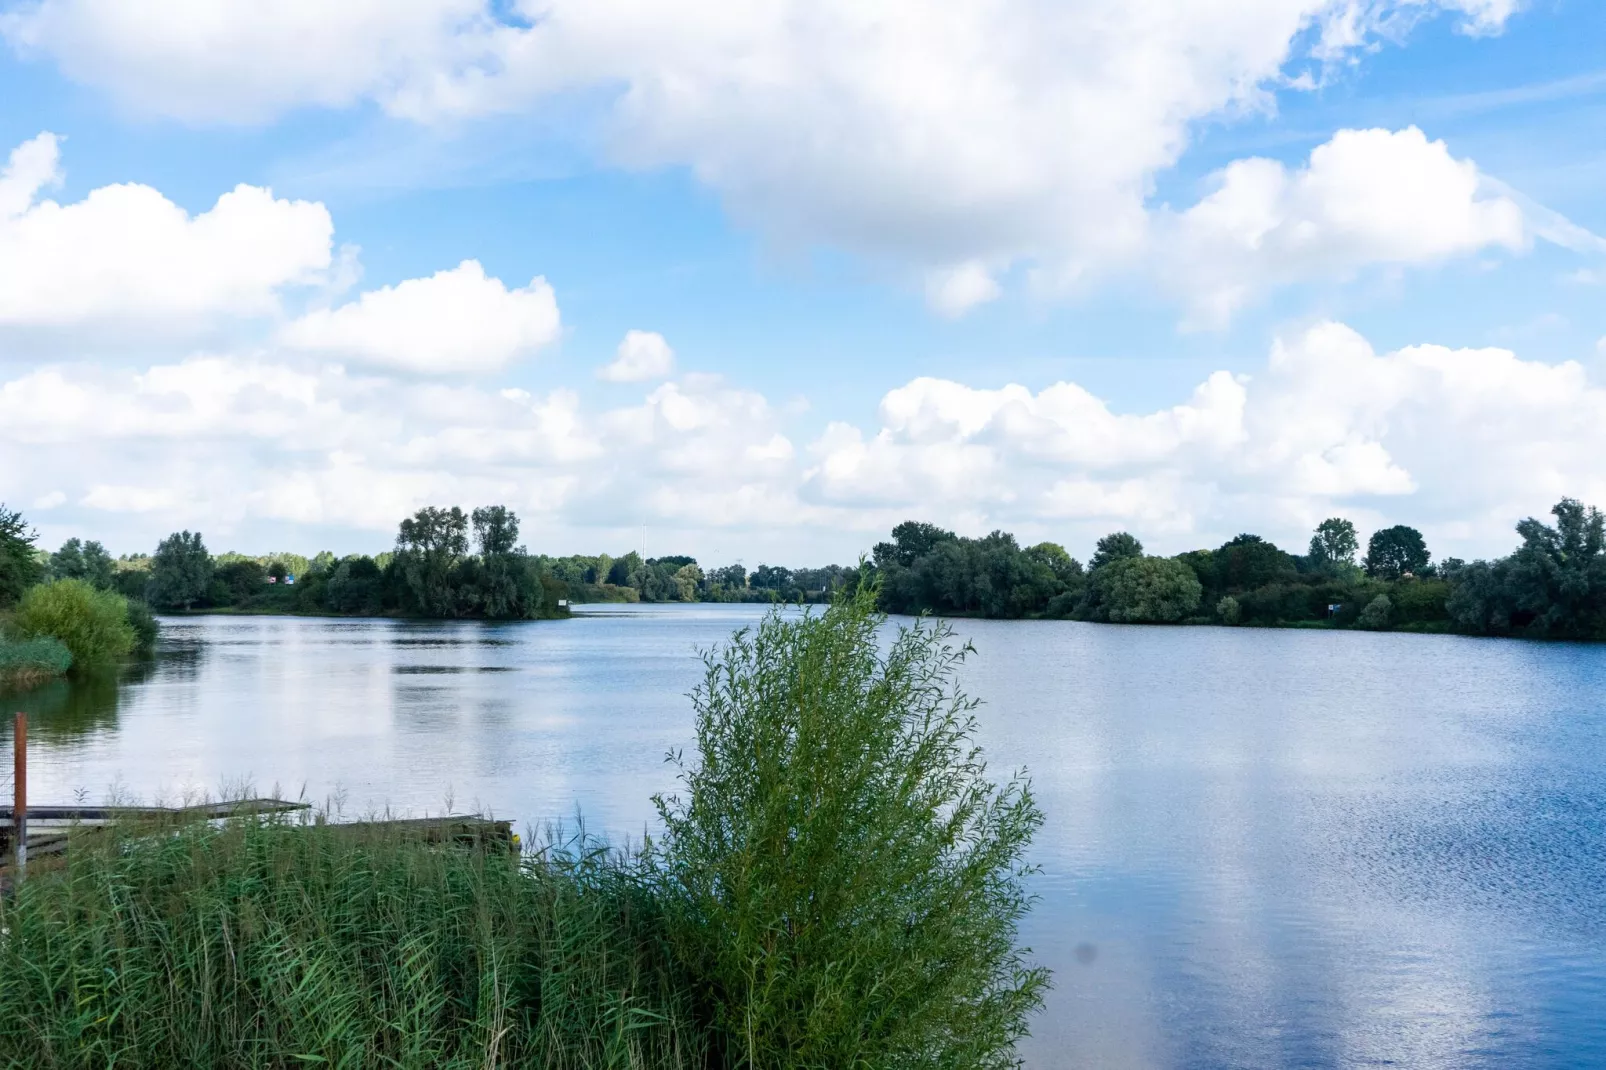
[{"xmin": 4, "ymin": 604, "xmax": 1603, "ymax": 1068}]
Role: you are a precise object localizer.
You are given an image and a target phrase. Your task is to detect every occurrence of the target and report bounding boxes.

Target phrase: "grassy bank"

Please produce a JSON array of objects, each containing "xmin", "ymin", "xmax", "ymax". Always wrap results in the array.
[{"xmin": 0, "ymin": 588, "xmax": 1047, "ymax": 1068}]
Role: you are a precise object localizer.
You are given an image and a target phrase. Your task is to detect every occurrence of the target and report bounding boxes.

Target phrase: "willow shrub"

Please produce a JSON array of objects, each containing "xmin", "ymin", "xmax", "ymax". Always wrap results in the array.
[
  {"xmin": 651, "ymin": 585, "xmax": 1049, "ymax": 1069},
  {"xmin": 11, "ymin": 578, "xmax": 135, "ymax": 671},
  {"xmin": 0, "ymin": 819, "xmax": 705, "ymax": 1069}
]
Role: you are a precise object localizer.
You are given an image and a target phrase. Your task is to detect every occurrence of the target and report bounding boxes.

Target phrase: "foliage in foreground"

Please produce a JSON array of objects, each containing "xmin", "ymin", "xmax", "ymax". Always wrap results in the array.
[
  {"xmin": 0, "ymin": 591, "xmax": 1048, "ymax": 1069},
  {"xmin": 0, "ymin": 820, "xmax": 704, "ymax": 1070},
  {"xmin": 653, "ymin": 586, "xmax": 1049, "ymax": 1068},
  {"xmin": 10, "ymin": 579, "xmax": 136, "ymax": 672}
]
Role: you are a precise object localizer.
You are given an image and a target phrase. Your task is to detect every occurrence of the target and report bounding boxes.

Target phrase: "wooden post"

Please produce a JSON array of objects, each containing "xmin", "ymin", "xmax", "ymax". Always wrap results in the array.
[{"xmin": 13, "ymin": 711, "xmax": 25, "ymax": 877}]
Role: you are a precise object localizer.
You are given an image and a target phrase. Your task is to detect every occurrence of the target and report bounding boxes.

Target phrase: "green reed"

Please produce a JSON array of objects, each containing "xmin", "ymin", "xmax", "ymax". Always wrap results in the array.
[{"xmin": 0, "ymin": 818, "xmax": 705, "ymax": 1069}]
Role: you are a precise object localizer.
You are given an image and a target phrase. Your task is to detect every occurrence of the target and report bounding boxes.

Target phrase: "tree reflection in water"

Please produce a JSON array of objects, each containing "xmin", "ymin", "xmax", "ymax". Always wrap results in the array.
[{"xmin": 0, "ymin": 658, "xmax": 156, "ymax": 746}]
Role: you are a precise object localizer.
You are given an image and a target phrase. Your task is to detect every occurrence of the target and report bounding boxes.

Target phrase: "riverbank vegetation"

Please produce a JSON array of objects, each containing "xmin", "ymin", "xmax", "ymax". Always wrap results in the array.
[
  {"xmin": 0, "ymin": 506, "xmax": 156, "ymax": 687},
  {"xmin": 0, "ymin": 589, "xmax": 1046, "ymax": 1068},
  {"xmin": 868, "ymin": 496, "xmax": 1606, "ymax": 638}
]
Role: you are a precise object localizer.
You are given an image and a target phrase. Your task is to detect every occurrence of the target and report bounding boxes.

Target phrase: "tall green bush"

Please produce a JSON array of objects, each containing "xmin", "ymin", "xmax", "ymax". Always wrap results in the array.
[
  {"xmin": 1093, "ymin": 556, "xmax": 1203, "ymax": 623},
  {"xmin": 652, "ymin": 587, "xmax": 1048, "ymax": 1069},
  {"xmin": 12, "ymin": 579, "xmax": 136, "ymax": 671}
]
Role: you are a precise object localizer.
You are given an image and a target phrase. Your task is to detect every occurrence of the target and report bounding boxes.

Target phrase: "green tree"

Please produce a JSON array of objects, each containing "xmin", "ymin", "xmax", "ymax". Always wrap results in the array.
[
  {"xmin": 1357, "ymin": 594, "xmax": 1394, "ymax": 630},
  {"xmin": 606, "ymin": 551, "xmax": 643, "ymax": 586},
  {"xmin": 1364, "ymin": 525, "xmax": 1430, "ymax": 580},
  {"xmin": 1088, "ymin": 531, "xmax": 1144, "ymax": 571},
  {"xmin": 1094, "ymin": 556, "xmax": 1203, "ymax": 623},
  {"xmin": 471, "ymin": 505, "xmax": 525, "ymax": 618},
  {"xmin": 672, "ymin": 563, "xmax": 702, "ymax": 601},
  {"xmin": 1214, "ymin": 534, "xmax": 1298, "ymax": 591},
  {"xmin": 395, "ymin": 506, "xmax": 469, "ymax": 616},
  {"xmin": 1307, "ymin": 518, "xmax": 1359, "ymax": 573},
  {"xmin": 1502, "ymin": 497, "xmax": 1606, "ymax": 637},
  {"xmin": 49, "ymin": 538, "xmax": 116, "ymax": 589},
  {"xmin": 1216, "ymin": 595, "xmax": 1242, "ymax": 625},
  {"xmin": 872, "ymin": 520, "xmax": 958, "ymax": 570},
  {"xmin": 653, "ymin": 587, "xmax": 1047, "ymax": 1067},
  {"xmin": 213, "ymin": 559, "xmax": 267, "ymax": 604},
  {"xmin": 0, "ymin": 504, "xmax": 42, "ymax": 607},
  {"xmin": 326, "ymin": 556, "xmax": 384, "ymax": 616},
  {"xmin": 147, "ymin": 531, "xmax": 214, "ymax": 610},
  {"xmin": 12, "ymin": 579, "xmax": 136, "ymax": 671}
]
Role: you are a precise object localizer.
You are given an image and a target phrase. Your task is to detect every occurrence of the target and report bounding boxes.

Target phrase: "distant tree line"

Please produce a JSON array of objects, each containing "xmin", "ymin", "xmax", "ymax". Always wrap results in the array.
[
  {"xmin": 863, "ymin": 497, "xmax": 1606, "ymax": 639},
  {"xmin": 539, "ymin": 553, "xmax": 859, "ymax": 606},
  {"xmin": 116, "ymin": 506, "xmax": 568, "ymax": 620}
]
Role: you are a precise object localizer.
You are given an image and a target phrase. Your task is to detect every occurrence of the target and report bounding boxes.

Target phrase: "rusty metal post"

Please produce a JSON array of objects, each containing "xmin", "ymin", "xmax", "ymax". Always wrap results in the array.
[{"xmin": 13, "ymin": 711, "xmax": 25, "ymax": 877}]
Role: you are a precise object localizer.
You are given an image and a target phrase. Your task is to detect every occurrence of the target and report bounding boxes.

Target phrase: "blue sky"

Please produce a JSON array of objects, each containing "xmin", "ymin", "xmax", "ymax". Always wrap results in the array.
[{"xmin": 2, "ymin": 0, "xmax": 1604, "ymax": 566}]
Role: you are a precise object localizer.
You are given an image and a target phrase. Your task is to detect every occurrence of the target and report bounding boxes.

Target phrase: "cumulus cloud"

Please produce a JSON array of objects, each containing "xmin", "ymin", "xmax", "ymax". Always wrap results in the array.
[
  {"xmin": 6, "ymin": 322, "xmax": 1605, "ymax": 562},
  {"xmin": 1, "ymin": 2, "xmax": 1532, "ymax": 311},
  {"xmin": 804, "ymin": 321, "xmax": 1606, "ymax": 556},
  {"xmin": 280, "ymin": 260, "xmax": 560, "ymax": 374},
  {"xmin": 597, "ymin": 330, "xmax": 674, "ymax": 382},
  {"xmin": 0, "ymin": 355, "xmax": 810, "ymax": 547},
  {"xmin": 0, "ymin": 131, "xmax": 334, "ymax": 328},
  {"xmin": 1162, "ymin": 127, "xmax": 1530, "ymax": 326}
]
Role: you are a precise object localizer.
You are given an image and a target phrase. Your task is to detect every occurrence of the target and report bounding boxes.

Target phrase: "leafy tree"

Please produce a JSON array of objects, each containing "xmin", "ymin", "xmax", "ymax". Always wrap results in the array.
[
  {"xmin": 652, "ymin": 587, "xmax": 1047, "ymax": 1067},
  {"xmin": 147, "ymin": 531, "xmax": 214, "ymax": 610},
  {"xmin": 607, "ymin": 552, "xmax": 643, "ymax": 586},
  {"xmin": 872, "ymin": 521, "xmax": 957, "ymax": 570},
  {"xmin": 1092, "ymin": 556, "xmax": 1202, "ymax": 623},
  {"xmin": 1364, "ymin": 525, "xmax": 1430, "ymax": 580},
  {"xmin": 213, "ymin": 559, "xmax": 267, "ymax": 604},
  {"xmin": 395, "ymin": 506, "xmax": 469, "ymax": 616},
  {"xmin": 751, "ymin": 564, "xmax": 793, "ymax": 591},
  {"xmin": 472, "ymin": 506, "xmax": 526, "ymax": 618},
  {"xmin": 1498, "ymin": 497, "xmax": 1606, "ymax": 637},
  {"xmin": 708, "ymin": 563, "xmax": 747, "ymax": 590},
  {"xmin": 0, "ymin": 504, "xmax": 42, "ymax": 607},
  {"xmin": 326, "ymin": 556, "xmax": 385, "ymax": 616},
  {"xmin": 672, "ymin": 563, "xmax": 702, "ymax": 601},
  {"xmin": 1213, "ymin": 534, "xmax": 1298, "ymax": 591},
  {"xmin": 1216, "ymin": 595, "xmax": 1242, "ymax": 625},
  {"xmin": 1026, "ymin": 542, "xmax": 1083, "ymax": 588},
  {"xmin": 49, "ymin": 538, "xmax": 116, "ymax": 589},
  {"xmin": 1088, "ymin": 531, "xmax": 1144, "ymax": 572},
  {"xmin": 1357, "ymin": 594, "xmax": 1394, "ymax": 630},
  {"xmin": 12, "ymin": 579, "xmax": 136, "ymax": 671},
  {"xmin": 1307, "ymin": 518, "xmax": 1359, "ymax": 573},
  {"xmin": 650, "ymin": 555, "xmax": 697, "ymax": 571},
  {"xmin": 471, "ymin": 506, "xmax": 520, "ymax": 557}
]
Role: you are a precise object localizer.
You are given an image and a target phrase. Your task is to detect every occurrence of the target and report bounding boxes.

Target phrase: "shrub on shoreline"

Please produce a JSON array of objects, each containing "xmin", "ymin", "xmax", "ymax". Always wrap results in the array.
[
  {"xmin": 652, "ymin": 586, "xmax": 1048, "ymax": 1068},
  {"xmin": 11, "ymin": 579, "xmax": 136, "ymax": 672}
]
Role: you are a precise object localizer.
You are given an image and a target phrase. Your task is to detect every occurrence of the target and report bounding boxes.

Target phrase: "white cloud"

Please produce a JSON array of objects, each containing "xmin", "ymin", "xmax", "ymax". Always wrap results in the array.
[
  {"xmin": 598, "ymin": 330, "xmax": 674, "ymax": 382},
  {"xmin": 925, "ymin": 262, "xmax": 1002, "ymax": 318},
  {"xmin": 1163, "ymin": 127, "xmax": 1530, "ymax": 326},
  {"xmin": 0, "ymin": 132, "xmax": 334, "ymax": 327},
  {"xmin": 6, "ymin": 323, "xmax": 1605, "ymax": 563},
  {"xmin": 1, "ymin": 2, "xmax": 1529, "ymax": 310},
  {"xmin": 804, "ymin": 321, "xmax": 1606, "ymax": 557},
  {"xmin": 280, "ymin": 260, "xmax": 560, "ymax": 374}
]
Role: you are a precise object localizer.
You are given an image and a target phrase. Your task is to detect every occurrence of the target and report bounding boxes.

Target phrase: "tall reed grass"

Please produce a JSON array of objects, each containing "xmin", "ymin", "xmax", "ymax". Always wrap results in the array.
[{"xmin": 0, "ymin": 819, "xmax": 705, "ymax": 1069}]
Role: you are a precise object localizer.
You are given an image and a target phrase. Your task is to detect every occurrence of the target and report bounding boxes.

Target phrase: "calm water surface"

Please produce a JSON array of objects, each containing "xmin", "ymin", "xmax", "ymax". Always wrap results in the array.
[{"xmin": 4, "ymin": 604, "xmax": 1603, "ymax": 1068}]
